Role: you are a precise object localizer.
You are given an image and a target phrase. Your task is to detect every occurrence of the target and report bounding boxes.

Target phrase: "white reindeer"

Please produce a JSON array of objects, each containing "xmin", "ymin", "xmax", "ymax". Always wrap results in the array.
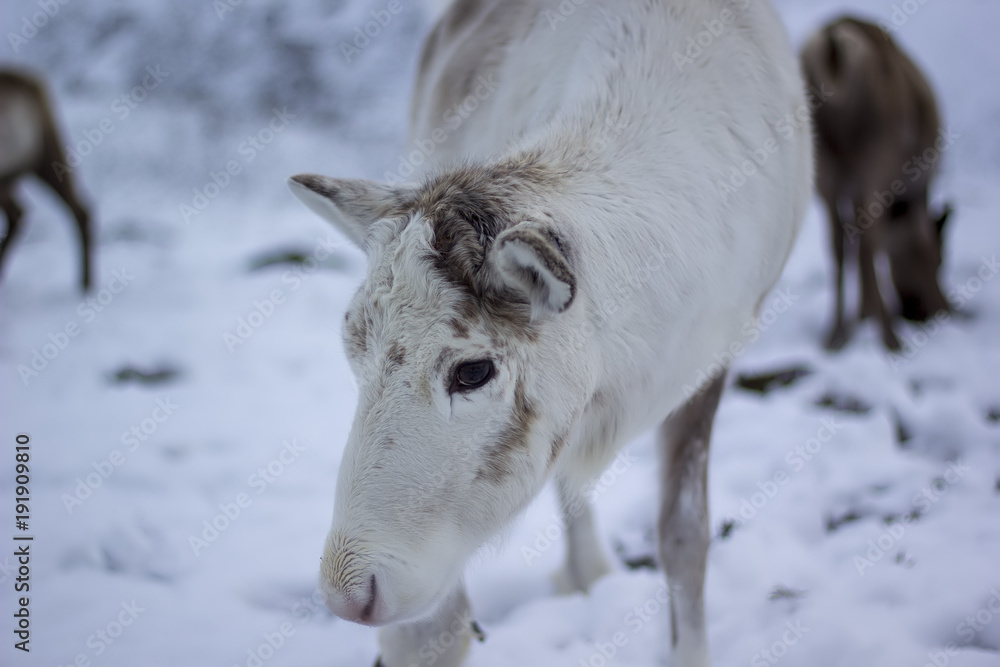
[{"xmin": 288, "ymin": 1, "xmax": 811, "ymax": 665}]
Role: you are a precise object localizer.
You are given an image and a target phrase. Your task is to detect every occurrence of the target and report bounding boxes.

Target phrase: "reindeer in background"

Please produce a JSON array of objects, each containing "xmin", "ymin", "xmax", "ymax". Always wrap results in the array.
[
  {"xmin": 0, "ymin": 69, "xmax": 93, "ymax": 291},
  {"xmin": 801, "ymin": 17, "xmax": 952, "ymax": 351}
]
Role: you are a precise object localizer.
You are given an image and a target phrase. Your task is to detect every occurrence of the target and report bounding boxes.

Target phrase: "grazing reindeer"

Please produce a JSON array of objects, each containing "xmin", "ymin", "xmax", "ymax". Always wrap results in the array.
[
  {"xmin": 801, "ymin": 17, "xmax": 951, "ymax": 351},
  {"xmin": 288, "ymin": 1, "xmax": 811, "ymax": 665},
  {"xmin": 0, "ymin": 69, "xmax": 92, "ymax": 291}
]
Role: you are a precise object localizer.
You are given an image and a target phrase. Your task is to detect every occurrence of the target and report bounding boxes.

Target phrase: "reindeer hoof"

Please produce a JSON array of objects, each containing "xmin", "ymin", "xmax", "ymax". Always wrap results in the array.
[{"xmin": 552, "ymin": 553, "xmax": 612, "ymax": 595}]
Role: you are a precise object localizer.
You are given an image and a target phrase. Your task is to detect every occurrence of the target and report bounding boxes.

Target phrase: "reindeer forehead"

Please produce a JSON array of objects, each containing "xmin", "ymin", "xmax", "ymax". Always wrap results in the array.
[
  {"xmin": 344, "ymin": 217, "xmax": 477, "ymax": 357},
  {"xmin": 346, "ymin": 195, "xmax": 537, "ymax": 352}
]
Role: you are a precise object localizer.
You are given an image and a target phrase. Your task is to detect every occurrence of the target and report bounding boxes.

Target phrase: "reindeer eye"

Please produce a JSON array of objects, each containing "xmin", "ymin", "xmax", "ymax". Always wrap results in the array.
[{"xmin": 451, "ymin": 360, "xmax": 494, "ymax": 392}]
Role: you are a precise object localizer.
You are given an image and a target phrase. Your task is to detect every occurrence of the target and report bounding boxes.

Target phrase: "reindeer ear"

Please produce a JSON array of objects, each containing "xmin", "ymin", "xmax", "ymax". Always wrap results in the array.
[
  {"xmin": 492, "ymin": 221, "xmax": 576, "ymax": 317},
  {"xmin": 288, "ymin": 174, "xmax": 407, "ymax": 247}
]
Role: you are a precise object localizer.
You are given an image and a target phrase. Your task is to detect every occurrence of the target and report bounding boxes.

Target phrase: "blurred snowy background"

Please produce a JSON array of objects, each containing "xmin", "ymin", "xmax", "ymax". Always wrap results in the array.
[{"xmin": 0, "ymin": 1, "xmax": 998, "ymax": 666}]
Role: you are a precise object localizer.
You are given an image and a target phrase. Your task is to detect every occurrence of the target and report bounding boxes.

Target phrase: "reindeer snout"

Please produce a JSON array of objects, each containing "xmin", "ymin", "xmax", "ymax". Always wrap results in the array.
[{"xmin": 320, "ymin": 534, "xmax": 382, "ymax": 625}]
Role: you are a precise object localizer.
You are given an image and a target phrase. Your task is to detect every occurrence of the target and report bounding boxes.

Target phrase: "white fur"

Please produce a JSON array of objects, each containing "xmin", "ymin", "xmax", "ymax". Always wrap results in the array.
[{"xmin": 290, "ymin": 1, "xmax": 811, "ymax": 665}]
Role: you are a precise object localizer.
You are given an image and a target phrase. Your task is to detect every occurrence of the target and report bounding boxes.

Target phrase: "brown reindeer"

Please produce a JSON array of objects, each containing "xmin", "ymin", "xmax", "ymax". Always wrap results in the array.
[
  {"xmin": 0, "ymin": 69, "xmax": 92, "ymax": 291},
  {"xmin": 801, "ymin": 17, "xmax": 951, "ymax": 351}
]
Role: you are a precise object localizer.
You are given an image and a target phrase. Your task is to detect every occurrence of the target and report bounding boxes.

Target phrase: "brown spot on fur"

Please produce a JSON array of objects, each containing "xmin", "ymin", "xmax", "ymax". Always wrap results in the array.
[
  {"xmin": 344, "ymin": 315, "xmax": 367, "ymax": 356},
  {"xmin": 412, "ymin": 155, "xmax": 558, "ymax": 283},
  {"xmin": 386, "ymin": 341, "xmax": 406, "ymax": 369},
  {"xmin": 448, "ymin": 317, "xmax": 471, "ymax": 338},
  {"xmin": 361, "ymin": 155, "xmax": 567, "ymax": 343},
  {"xmin": 549, "ymin": 431, "xmax": 569, "ymax": 468},
  {"xmin": 417, "ymin": 377, "xmax": 433, "ymax": 403},
  {"xmin": 457, "ymin": 290, "xmax": 538, "ymax": 342},
  {"xmin": 477, "ymin": 380, "xmax": 537, "ymax": 482},
  {"xmin": 398, "ymin": 155, "xmax": 565, "ymax": 341}
]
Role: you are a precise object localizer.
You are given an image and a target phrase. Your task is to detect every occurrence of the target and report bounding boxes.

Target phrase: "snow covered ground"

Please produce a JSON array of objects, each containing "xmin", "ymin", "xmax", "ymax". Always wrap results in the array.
[{"xmin": 1, "ymin": 1, "xmax": 998, "ymax": 666}]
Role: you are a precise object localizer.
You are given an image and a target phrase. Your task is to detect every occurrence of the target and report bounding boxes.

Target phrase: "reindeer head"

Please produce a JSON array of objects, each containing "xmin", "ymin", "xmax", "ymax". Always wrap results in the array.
[
  {"xmin": 288, "ymin": 161, "xmax": 595, "ymax": 626},
  {"xmin": 884, "ymin": 200, "xmax": 952, "ymax": 321}
]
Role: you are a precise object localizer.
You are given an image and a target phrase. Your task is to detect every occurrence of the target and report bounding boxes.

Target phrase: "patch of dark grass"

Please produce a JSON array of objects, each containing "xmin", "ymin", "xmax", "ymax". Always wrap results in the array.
[
  {"xmin": 248, "ymin": 247, "xmax": 349, "ymax": 272},
  {"xmin": 815, "ymin": 392, "xmax": 871, "ymax": 414},
  {"xmin": 110, "ymin": 365, "xmax": 180, "ymax": 386},
  {"xmin": 825, "ymin": 509, "xmax": 866, "ymax": 533},
  {"xmin": 768, "ymin": 585, "xmax": 806, "ymax": 601},
  {"xmin": 735, "ymin": 365, "xmax": 812, "ymax": 395}
]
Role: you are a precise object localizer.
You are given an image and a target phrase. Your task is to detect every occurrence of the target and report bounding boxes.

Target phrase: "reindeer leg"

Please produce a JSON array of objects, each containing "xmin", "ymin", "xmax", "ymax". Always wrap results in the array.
[
  {"xmin": 376, "ymin": 581, "xmax": 483, "ymax": 667},
  {"xmin": 658, "ymin": 371, "xmax": 725, "ymax": 667},
  {"xmin": 0, "ymin": 191, "xmax": 25, "ymax": 283},
  {"xmin": 552, "ymin": 475, "xmax": 611, "ymax": 594},
  {"xmin": 858, "ymin": 229, "xmax": 900, "ymax": 351},
  {"xmin": 75, "ymin": 204, "xmax": 92, "ymax": 292},
  {"xmin": 35, "ymin": 159, "xmax": 93, "ymax": 291},
  {"xmin": 824, "ymin": 197, "xmax": 851, "ymax": 350}
]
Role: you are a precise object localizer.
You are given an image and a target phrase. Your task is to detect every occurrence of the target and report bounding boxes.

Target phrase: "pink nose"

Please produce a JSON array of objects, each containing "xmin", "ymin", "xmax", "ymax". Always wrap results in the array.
[{"xmin": 324, "ymin": 572, "xmax": 379, "ymax": 625}]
